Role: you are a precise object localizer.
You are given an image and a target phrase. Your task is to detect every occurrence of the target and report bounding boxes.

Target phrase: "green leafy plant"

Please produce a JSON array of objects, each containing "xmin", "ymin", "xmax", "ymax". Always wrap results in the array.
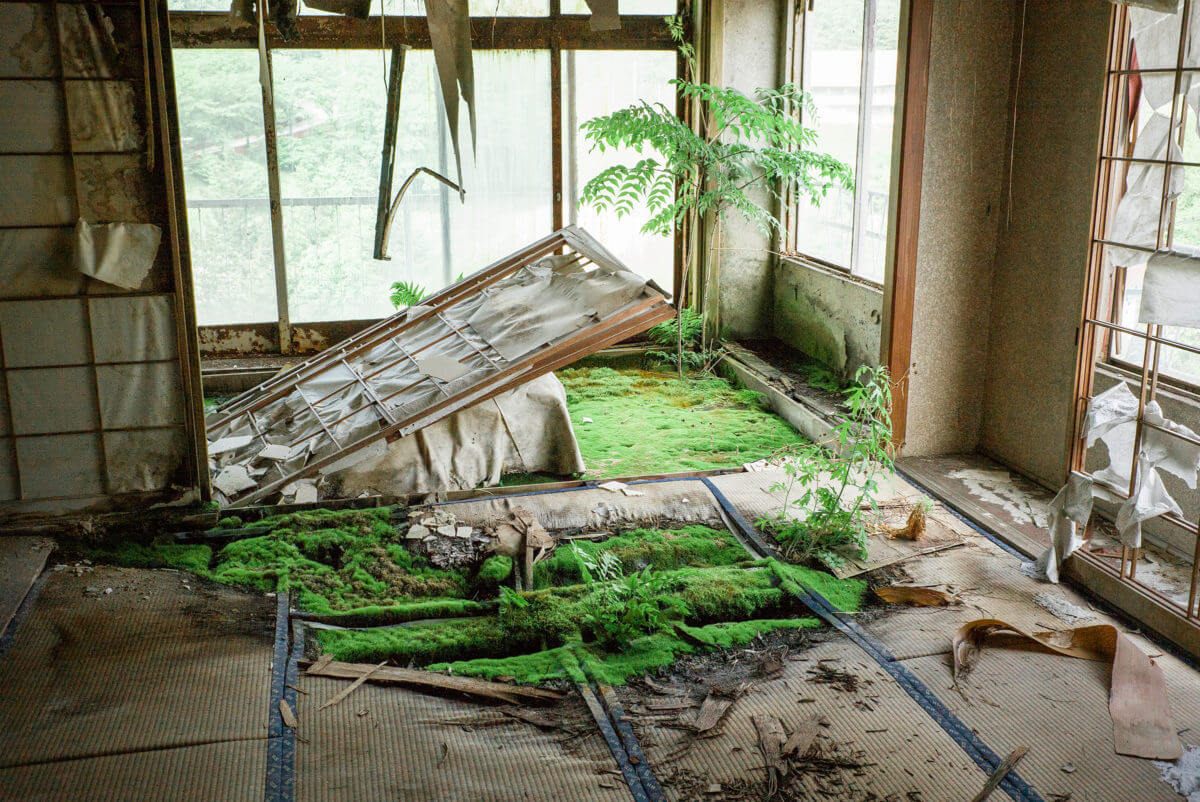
[
  {"xmin": 389, "ymin": 273, "xmax": 465, "ymax": 309},
  {"xmin": 389, "ymin": 280, "xmax": 427, "ymax": 309},
  {"xmin": 645, "ymin": 308, "xmax": 724, "ymax": 372},
  {"xmin": 756, "ymin": 365, "xmax": 894, "ymax": 569},
  {"xmin": 569, "ymin": 543, "xmax": 674, "ymax": 648},
  {"xmin": 579, "ymin": 16, "xmax": 852, "ymax": 376}
]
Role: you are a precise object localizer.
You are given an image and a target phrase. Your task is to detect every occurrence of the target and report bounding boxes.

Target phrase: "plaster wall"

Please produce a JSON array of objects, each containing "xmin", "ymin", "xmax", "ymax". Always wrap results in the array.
[
  {"xmin": 773, "ymin": 260, "xmax": 882, "ymax": 377},
  {"xmin": 979, "ymin": 0, "xmax": 1110, "ymax": 489},
  {"xmin": 712, "ymin": 0, "xmax": 781, "ymax": 339},
  {"xmin": 902, "ymin": 0, "xmax": 1015, "ymax": 456}
]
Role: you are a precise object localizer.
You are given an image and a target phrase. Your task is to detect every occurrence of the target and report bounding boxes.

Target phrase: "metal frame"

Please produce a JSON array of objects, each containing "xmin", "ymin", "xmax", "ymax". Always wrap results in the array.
[
  {"xmin": 781, "ymin": 0, "xmax": 893, "ymax": 287},
  {"xmin": 1071, "ymin": 3, "xmax": 1200, "ymax": 631},
  {"xmin": 167, "ymin": 5, "xmax": 687, "ymax": 357}
]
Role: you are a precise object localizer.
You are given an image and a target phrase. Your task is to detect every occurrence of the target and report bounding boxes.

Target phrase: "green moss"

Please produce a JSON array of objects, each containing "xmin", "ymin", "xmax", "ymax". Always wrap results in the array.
[
  {"xmin": 477, "ymin": 555, "xmax": 513, "ymax": 584},
  {"xmin": 81, "ymin": 542, "xmax": 213, "ymax": 575},
  {"xmin": 533, "ymin": 526, "xmax": 748, "ymax": 588},
  {"xmin": 316, "ymin": 617, "xmax": 522, "ymax": 664},
  {"xmin": 767, "ymin": 559, "xmax": 868, "ymax": 612},
  {"xmin": 558, "ymin": 366, "xmax": 804, "ymax": 477},
  {"xmin": 217, "ymin": 516, "xmax": 243, "ymax": 529}
]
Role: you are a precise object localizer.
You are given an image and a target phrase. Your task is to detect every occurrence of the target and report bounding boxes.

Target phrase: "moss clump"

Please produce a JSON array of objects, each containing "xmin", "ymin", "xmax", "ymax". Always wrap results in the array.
[
  {"xmin": 532, "ymin": 526, "xmax": 747, "ymax": 588},
  {"xmin": 477, "ymin": 555, "xmax": 513, "ymax": 584},
  {"xmin": 81, "ymin": 542, "xmax": 213, "ymax": 575},
  {"xmin": 431, "ymin": 617, "xmax": 821, "ymax": 686},
  {"xmin": 767, "ymin": 559, "xmax": 868, "ymax": 613},
  {"xmin": 217, "ymin": 516, "xmax": 243, "ymax": 529},
  {"xmin": 558, "ymin": 366, "xmax": 804, "ymax": 477},
  {"xmin": 317, "ymin": 616, "xmax": 523, "ymax": 664}
]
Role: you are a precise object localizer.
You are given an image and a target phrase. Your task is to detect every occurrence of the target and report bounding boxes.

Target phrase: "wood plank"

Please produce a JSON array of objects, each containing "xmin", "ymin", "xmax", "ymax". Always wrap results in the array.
[
  {"xmin": 0, "ymin": 537, "xmax": 53, "ymax": 638},
  {"xmin": 304, "ymin": 659, "xmax": 564, "ymax": 706}
]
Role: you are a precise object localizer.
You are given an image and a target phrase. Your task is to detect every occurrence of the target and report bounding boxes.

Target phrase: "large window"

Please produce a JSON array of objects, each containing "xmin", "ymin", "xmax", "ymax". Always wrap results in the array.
[
  {"xmin": 785, "ymin": 0, "xmax": 901, "ymax": 285},
  {"xmin": 170, "ymin": 7, "xmax": 680, "ymax": 335},
  {"xmin": 1101, "ymin": 5, "xmax": 1200, "ymax": 388}
]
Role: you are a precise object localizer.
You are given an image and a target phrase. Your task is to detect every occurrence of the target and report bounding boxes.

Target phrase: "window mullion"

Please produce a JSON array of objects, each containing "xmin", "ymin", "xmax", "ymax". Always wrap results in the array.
[{"xmin": 849, "ymin": 0, "xmax": 876, "ymax": 277}]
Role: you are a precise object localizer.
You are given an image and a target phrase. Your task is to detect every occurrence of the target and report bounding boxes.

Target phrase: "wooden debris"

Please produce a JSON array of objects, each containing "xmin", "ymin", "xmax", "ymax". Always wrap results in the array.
[
  {"xmin": 874, "ymin": 585, "xmax": 960, "ymax": 607},
  {"xmin": 969, "ymin": 745, "xmax": 1029, "ymax": 802},
  {"xmin": 304, "ymin": 659, "xmax": 564, "ymax": 706},
  {"xmin": 278, "ymin": 699, "xmax": 298, "ymax": 728},
  {"xmin": 308, "ymin": 653, "xmax": 334, "ymax": 674},
  {"xmin": 781, "ymin": 715, "xmax": 820, "ymax": 758},
  {"xmin": 317, "ymin": 660, "xmax": 386, "ymax": 711},
  {"xmin": 886, "ymin": 505, "xmax": 927, "ymax": 541},
  {"xmin": 752, "ymin": 714, "xmax": 787, "ymax": 799},
  {"xmin": 690, "ymin": 691, "xmax": 737, "ymax": 735}
]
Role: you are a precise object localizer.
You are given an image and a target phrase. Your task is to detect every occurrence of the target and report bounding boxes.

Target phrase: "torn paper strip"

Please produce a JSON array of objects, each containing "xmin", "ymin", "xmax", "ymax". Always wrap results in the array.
[
  {"xmin": 1140, "ymin": 251, "xmax": 1200, "ymax": 329},
  {"xmin": 1032, "ymin": 472, "xmax": 1094, "ymax": 584},
  {"xmin": 426, "ymin": 0, "xmax": 475, "ymax": 185},
  {"xmin": 1085, "ymin": 382, "xmax": 1140, "ymax": 447},
  {"xmin": 1116, "ymin": 456, "xmax": 1183, "ymax": 548},
  {"xmin": 73, "ymin": 220, "xmax": 161, "ymax": 290},
  {"xmin": 208, "ymin": 435, "xmax": 255, "ymax": 455},
  {"xmin": 1142, "ymin": 403, "xmax": 1200, "ymax": 488},
  {"xmin": 415, "ymin": 355, "xmax": 471, "ymax": 383},
  {"xmin": 258, "ymin": 443, "xmax": 291, "ymax": 461},
  {"xmin": 213, "ymin": 465, "xmax": 257, "ymax": 496},
  {"xmin": 598, "ymin": 480, "xmax": 645, "ymax": 497}
]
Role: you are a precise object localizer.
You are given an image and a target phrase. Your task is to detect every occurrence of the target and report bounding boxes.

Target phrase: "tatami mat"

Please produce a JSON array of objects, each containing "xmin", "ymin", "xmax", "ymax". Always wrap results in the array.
[
  {"xmin": 0, "ymin": 739, "xmax": 266, "ymax": 802},
  {"xmin": 0, "ymin": 566, "xmax": 274, "ymax": 769},
  {"xmin": 0, "ymin": 536, "xmax": 52, "ymax": 638},
  {"xmin": 904, "ymin": 647, "xmax": 1199, "ymax": 802},
  {"xmin": 624, "ymin": 636, "xmax": 994, "ymax": 800},
  {"xmin": 294, "ymin": 676, "xmax": 630, "ymax": 802}
]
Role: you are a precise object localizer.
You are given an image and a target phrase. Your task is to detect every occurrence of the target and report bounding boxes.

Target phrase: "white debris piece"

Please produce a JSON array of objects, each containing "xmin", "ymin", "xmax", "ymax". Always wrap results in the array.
[
  {"xmin": 1032, "ymin": 472, "xmax": 1094, "ymax": 583},
  {"xmin": 1155, "ymin": 744, "xmax": 1200, "ymax": 802},
  {"xmin": 293, "ymin": 481, "xmax": 319, "ymax": 504},
  {"xmin": 208, "ymin": 435, "xmax": 254, "ymax": 455},
  {"xmin": 1116, "ymin": 456, "xmax": 1184, "ymax": 548},
  {"xmin": 455, "ymin": 526, "xmax": 474, "ymax": 539},
  {"xmin": 597, "ymin": 480, "xmax": 643, "ymax": 497},
  {"xmin": 1033, "ymin": 592, "xmax": 1093, "ymax": 623},
  {"xmin": 212, "ymin": 465, "xmax": 256, "ymax": 495},
  {"xmin": 582, "ymin": 417, "xmax": 594, "ymax": 424},
  {"xmin": 258, "ymin": 443, "xmax": 292, "ymax": 461},
  {"xmin": 407, "ymin": 524, "xmax": 430, "ymax": 540}
]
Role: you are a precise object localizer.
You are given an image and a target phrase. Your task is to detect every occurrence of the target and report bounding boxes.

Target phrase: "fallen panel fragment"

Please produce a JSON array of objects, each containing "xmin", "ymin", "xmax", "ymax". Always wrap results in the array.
[{"xmin": 205, "ymin": 227, "xmax": 673, "ymax": 507}]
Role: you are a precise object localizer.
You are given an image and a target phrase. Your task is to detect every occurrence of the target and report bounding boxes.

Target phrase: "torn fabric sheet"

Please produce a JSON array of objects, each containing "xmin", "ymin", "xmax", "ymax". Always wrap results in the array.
[
  {"xmin": 584, "ymin": 0, "xmax": 620, "ymax": 30},
  {"xmin": 208, "ymin": 435, "xmax": 254, "ymax": 455},
  {"xmin": 1116, "ymin": 456, "xmax": 1183, "ymax": 548},
  {"xmin": 953, "ymin": 618, "xmax": 1182, "ymax": 760},
  {"xmin": 1033, "ymin": 472, "xmax": 1094, "ymax": 584},
  {"xmin": 1084, "ymin": 382, "xmax": 1140, "ymax": 448},
  {"xmin": 72, "ymin": 220, "xmax": 161, "ymax": 290},
  {"xmin": 1139, "ymin": 251, "xmax": 1200, "ymax": 329},
  {"xmin": 426, "ymin": 0, "xmax": 475, "ymax": 186},
  {"xmin": 1142, "ymin": 403, "xmax": 1200, "ymax": 488}
]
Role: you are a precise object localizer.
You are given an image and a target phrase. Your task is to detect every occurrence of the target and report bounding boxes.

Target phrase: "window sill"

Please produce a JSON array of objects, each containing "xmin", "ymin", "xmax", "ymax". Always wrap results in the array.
[{"xmin": 777, "ymin": 253, "xmax": 885, "ymax": 294}]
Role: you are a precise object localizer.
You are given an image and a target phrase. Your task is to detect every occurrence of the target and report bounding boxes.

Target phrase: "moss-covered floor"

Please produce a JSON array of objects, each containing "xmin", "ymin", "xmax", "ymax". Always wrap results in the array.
[
  {"xmin": 79, "ymin": 509, "xmax": 866, "ymax": 686},
  {"xmin": 557, "ymin": 364, "xmax": 804, "ymax": 479}
]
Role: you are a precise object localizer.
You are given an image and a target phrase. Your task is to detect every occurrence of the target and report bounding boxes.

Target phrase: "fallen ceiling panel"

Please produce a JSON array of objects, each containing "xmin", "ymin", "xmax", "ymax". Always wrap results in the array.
[{"xmin": 204, "ymin": 226, "xmax": 673, "ymax": 507}]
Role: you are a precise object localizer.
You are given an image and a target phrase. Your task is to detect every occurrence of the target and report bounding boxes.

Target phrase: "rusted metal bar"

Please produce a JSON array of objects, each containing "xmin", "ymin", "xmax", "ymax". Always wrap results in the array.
[
  {"xmin": 168, "ymin": 13, "xmax": 676, "ymax": 50},
  {"xmin": 374, "ymin": 46, "xmax": 408, "ymax": 261}
]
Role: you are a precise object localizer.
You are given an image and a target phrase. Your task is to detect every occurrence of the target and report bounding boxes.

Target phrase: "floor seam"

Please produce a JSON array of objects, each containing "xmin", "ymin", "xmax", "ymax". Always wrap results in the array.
[{"xmin": 0, "ymin": 735, "xmax": 272, "ymax": 771}]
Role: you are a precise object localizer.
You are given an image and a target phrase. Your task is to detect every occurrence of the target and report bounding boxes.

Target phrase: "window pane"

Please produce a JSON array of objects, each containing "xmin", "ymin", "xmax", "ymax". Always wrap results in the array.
[
  {"xmin": 855, "ymin": 0, "xmax": 900, "ymax": 283},
  {"xmin": 566, "ymin": 50, "xmax": 676, "ymax": 295},
  {"xmin": 793, "ymin": 0, "xmax": 864, "ymax": 269},
  {"xmin": 561, "ymin": 0, "xmax": 676, "ymax": 13},
  {"xmin": 301, "ymin": 0, "xmax": 551, "ymax": 15},
  {"xmin": 173, "ymin": 49, "xmax": 279, "ymax": 325},
  {"xmin": 272, "ymin": 49, "xmax": 551, "ymax": 323}
]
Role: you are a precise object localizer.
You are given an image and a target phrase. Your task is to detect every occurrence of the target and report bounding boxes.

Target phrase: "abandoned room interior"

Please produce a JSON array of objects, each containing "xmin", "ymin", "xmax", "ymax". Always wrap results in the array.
[{"xmin": 8, "ymin": 0, "xmax": 1200, "ymax": 799}]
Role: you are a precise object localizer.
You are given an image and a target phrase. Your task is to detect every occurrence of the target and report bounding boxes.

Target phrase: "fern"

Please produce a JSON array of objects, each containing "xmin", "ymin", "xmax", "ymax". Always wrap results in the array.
[
  {"xmin": 389, "ymin": 280, "xmax": 426, "ymax": 309},
  {"xmin": 579, "ymin": 16, "xmax": 852, "ymax": 377}
]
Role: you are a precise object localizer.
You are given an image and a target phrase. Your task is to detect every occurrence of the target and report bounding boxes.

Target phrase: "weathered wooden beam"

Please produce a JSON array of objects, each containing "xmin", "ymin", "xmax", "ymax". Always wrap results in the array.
[{"xmin": 169, "ymin": 12, "xmax": 676, "ymax": 50}]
